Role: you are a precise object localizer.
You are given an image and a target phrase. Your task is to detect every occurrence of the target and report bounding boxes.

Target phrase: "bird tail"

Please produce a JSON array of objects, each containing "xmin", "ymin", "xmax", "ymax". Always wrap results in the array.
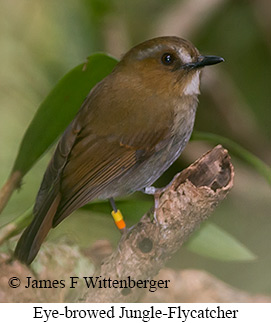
[{"xmin": 14, "ymin": 193, "xmax": 61, "ymax": 265}]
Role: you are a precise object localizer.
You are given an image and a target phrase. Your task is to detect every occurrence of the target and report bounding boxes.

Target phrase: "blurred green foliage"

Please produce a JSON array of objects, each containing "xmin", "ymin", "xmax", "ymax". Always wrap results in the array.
[
  {"xmin": 195, "ymin": 1, "xmax": 271, "ymax": 143},
  {"xmin": 0, "ymin": 0, "xmax": 270, "ymax": 296},
  {"xmin": 12, "ymin": 53, "xmax": 117, "ymax": 175}
]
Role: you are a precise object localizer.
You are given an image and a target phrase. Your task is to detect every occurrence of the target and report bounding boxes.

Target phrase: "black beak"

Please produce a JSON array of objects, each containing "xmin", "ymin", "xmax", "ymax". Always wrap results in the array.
[
  {"xmin": 183, "ymin": 55, "xmax": 224, "ymax": 70},
  {"xmin": 196, "ymin": 55, "xmax": 224, "ymax": 67}
]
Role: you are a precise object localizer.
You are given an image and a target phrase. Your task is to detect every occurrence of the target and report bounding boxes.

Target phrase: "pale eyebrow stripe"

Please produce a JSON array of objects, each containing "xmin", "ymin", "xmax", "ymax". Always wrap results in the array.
[{"xmin": 177, "ymin": 48, "xmax": 192, "ymax": 64}]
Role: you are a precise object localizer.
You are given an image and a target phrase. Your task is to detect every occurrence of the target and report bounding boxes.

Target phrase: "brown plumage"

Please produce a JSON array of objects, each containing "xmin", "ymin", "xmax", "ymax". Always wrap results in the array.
[{"xmin": 14, "ymin": 36, "xmax": 223, "ymax": 264}]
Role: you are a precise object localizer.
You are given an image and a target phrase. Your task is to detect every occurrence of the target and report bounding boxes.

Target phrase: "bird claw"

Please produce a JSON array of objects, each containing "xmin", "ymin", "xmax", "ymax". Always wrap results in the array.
[
  {"xmin": 142, "ymin": 186, "xmax": 157, "ymax": 195},
  {"xmin": 142, "ymin": 186, "xmax": 166, "ymax": 224},
  {"xmin": 143, "ymin": 186, "xmax": 166, "ymax": 195}
]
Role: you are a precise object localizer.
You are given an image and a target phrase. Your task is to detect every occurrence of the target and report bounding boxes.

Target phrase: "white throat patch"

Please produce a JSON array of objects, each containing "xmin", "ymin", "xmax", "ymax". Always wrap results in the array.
[{"xmin": 183, "ymin": 70, "xmax": 200, "ymax": 96}]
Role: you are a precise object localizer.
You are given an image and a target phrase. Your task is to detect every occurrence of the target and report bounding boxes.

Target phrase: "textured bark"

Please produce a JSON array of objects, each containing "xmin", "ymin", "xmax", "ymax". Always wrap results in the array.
[{"xmin": 85, "ymin": 145, "xmax": 234, "ymax": 302}]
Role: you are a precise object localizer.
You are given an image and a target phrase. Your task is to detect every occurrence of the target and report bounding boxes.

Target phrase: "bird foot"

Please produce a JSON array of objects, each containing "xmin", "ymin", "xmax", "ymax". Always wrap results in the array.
[
  {"xmin": 142, "ymin": 186, "xmax": 165, "ymax": 195},
  {"xmin": 142, "ymin": 186, "xmax": 165, "ymax": 224}
]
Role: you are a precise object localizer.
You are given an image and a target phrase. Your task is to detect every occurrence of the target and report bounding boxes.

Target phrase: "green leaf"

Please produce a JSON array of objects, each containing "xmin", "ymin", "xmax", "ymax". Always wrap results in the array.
[
  {"xmin": 82, "ymin": 197, "xmax": 153, "ymax": 225},
  {"xmin": 186, "ymin": 222, "xmax": 256, "ymax": 262},
  {"xmin": 12, "ymin": 53, "xmax": 118, "ymax": 175}
]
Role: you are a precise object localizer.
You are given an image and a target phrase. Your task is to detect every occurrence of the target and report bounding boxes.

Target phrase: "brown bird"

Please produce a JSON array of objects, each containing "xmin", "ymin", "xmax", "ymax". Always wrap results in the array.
[{"xmin": 14, "ymin": 36, "xmax": 224, "ymax": 264}]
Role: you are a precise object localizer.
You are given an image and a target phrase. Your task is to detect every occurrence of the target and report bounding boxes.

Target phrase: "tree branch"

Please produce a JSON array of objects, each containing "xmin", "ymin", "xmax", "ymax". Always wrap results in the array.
[
  {"xmin": 85, "ymin": 145, "xmax": 234, "ymax": 302},
  {"xmin": 0, "ymin": 171, "xmax": 22, "ymax": 215}
]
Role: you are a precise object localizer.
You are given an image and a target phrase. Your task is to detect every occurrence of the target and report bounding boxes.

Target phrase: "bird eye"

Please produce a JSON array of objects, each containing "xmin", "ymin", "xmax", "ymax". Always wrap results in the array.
[{"xmin": 161, "ymin": 53, "xmax": 174, "ymax": 65}]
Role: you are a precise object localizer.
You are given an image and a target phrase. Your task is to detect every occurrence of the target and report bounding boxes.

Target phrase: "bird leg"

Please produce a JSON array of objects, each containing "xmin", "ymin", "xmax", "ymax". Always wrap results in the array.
[
  {"xmin": 142, "ymin": 186, "xmax": 165, "ymax": 223},
  {"xmin": 109, "ymin": 197, "xmax": 126, "ymax": 233}
]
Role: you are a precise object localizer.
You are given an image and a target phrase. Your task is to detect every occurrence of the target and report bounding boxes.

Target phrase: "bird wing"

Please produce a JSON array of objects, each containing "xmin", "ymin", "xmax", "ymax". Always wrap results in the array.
[
  {"xmin": 34, "ymin": 82, "xmax": 173, "ymax": 227},
  {"xmin": 53, "ymin": 117, "xmax": 170, "ymax": 226}
]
